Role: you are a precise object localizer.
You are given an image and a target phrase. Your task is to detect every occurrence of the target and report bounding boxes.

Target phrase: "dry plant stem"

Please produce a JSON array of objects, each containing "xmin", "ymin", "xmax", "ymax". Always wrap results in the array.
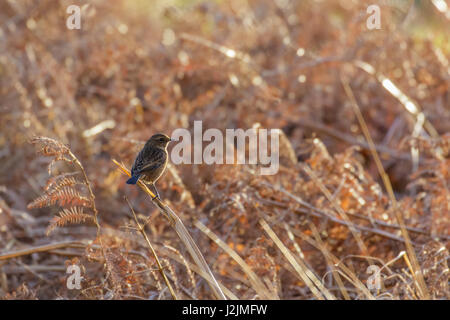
[
  {"xmin": 293, "ymin": 202, "xmax": 417, "ymax": 245},
  {"xmin": 353, "ymin": 60, "xmax": 439, "ymax": 141},
  {"xmin": 68, "ymin": 151, "xmax": 100, "ymax": 232},
  {"xmin": 264, "ymin": 220, "xmax": 335, "ymax": 300},
  {"xmin": 296, "ymin": 118, "xmax": 413, "ymax": 161},
  {"xmin": 164, "ymin": 272, "xmax": 197, "ymax": 300},
  {"xmin": 195, "ymin": 220, "xmax": 277, "ymax": 300},
  {"xmin": 179, "ymin": 33, "xmax": 252, "ymax": 65},
  {"xmin": 341, "ymin": 79, "xmax": 430, "ymax": 300},
  {"xmin": 258, "ymin": 189, "xmax": 441, "ymax": 240},
  {"xmin": 112, "ymin": 159, "xmax": 226, "ymax": 300},
  {"xmin": 265, "ymin": 211, "xmax": 374, "ymax": 299},
  {"xmin": 259, "ymin": 219, "xmax": 335, "ymax": 300},
  {"xmin": 310, "ymin": 223, "xmax": 350, "ymax": 300},
  {"xmin": 157, "ymin": 246, "xmax": 238, "ymax": 300},
  {"xmin": 164, "ymin": 244, "xmax": 196, "ymax": 295},
  {"xmin": 2, "ymin": 265, "xmax": 67, "ymax": 274},
  {"xmin": 125, "ymin": 196, "xmax": 177, "ymax": 300},
  {"xmin": 283, "ymin": 223, "xmax": 351, "ymax": 300},
  {"xmin": 256, "ymin": 183, "xmax": 444, "ymax": 238},
  {"xmin": 301, "ymin": 164, "xmax": 371, "ymax": 259},
  {"xmin": 68, "ymin": 149, "xmax": 109, "ymax": 277},
  {"xmin": 0, "ymin": 241, "xmax": 86, "ymax": 261},
  {"xmin": 256, "ymin": 189, "xmax": 425, "ymax": 244},
  {"xmin": 306, "ymin": 223, "xmax": 375, "ymax": 299}
]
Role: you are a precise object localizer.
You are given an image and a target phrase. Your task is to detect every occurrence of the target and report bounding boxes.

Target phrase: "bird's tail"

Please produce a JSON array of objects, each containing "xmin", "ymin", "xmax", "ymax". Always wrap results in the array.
[{"xmin": 126, "ymin": 174, "xmax": 141, "ymax": 185}]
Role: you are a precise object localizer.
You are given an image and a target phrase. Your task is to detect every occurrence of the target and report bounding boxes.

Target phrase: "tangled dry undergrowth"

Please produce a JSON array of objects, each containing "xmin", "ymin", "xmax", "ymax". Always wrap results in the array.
[{"xmin": 0, "ymin": 0, "xmax": 449, "ymax": 299}]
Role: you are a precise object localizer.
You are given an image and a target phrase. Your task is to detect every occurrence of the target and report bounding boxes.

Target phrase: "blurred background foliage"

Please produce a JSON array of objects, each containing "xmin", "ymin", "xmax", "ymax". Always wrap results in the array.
[{"xmin": 0, "ymin": 0, "xmax": 448, "ymax": 299}]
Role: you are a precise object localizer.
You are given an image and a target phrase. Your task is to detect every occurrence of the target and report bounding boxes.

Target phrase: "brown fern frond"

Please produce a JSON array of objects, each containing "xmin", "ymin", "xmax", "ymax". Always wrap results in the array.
[
  {"xmin": 44, "ymin": 173, "xmax": 81, "ymax": 192},
  {"xmin": 30, "ymin": 136, "xmax": 73, "ymax": 174},
  {"xmin": 46, "ymin": 207, "xmax": 94, "ymax": 235},
  {"xmin": 30, "ymin": 136, "xmax": 71, "ymax": 158},
  {"xmin": 27, "ymin": 193, "xmax": 51, "ymax": 209},
  {"xmin": 27, "ymin": 186, "xmax": 91, "ymax": 209},
  {"xmin": 51, "ymin": 187, "xmax": 91, "ymax": 207}
]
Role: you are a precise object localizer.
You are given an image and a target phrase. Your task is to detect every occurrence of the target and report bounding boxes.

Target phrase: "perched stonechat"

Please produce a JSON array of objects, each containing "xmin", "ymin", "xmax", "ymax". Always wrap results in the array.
[{"xmin": 127, "ymin": 133, "xmax": 172, "ymax": 199}]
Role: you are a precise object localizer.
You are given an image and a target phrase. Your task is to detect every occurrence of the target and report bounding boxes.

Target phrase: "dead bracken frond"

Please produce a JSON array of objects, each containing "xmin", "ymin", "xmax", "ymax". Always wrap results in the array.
[
  {"xmin": 46, "ymin": 207, "xmax": 94, "ymax": 236},
  {"xmin": 44, "ymin": 173, "xmax": 80, "ymax": 192},
  {"xmin": 27, "ymin": 136, "xmax": 100, "ymax": 237},
  {"xmin": 30, "ymin": 136, "xmax": 70, "ymax": 158},
  {"xmin": 28, "ymin": 187, "xmax": 91, "ymax": 209},
  {"xmin": 30, "ymin": 136, "xmax": 73, "ymax": 174}
]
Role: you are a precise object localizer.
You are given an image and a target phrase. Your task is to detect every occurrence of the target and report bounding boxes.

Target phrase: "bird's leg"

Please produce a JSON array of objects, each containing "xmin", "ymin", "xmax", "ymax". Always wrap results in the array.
[{"xmin": 151, "ymin": 183, "xmax": 161, "ymax": 200}]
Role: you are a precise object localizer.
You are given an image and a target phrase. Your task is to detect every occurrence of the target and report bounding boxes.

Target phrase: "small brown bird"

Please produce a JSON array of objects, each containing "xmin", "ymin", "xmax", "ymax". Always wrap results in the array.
[{"xmin": 126, "ymin": 133, "xmax": 172, "ymax": 199}]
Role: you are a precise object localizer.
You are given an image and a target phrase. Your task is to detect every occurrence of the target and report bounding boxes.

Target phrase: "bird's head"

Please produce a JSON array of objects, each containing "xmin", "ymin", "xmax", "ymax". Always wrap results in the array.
[{"xmin": 146, "ymin": 133, "xmax": 172, "ymax": 149}]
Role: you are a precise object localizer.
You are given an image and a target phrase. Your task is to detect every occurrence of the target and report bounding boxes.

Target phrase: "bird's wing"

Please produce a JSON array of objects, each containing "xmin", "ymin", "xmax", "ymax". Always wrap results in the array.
[
  {"xmin": 139, "ymin": 160, "xmax": 161, "ymax": 172},
  {"xmin": 134, "ymin": 147, "xmax": 166, "ymax": 173}
]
